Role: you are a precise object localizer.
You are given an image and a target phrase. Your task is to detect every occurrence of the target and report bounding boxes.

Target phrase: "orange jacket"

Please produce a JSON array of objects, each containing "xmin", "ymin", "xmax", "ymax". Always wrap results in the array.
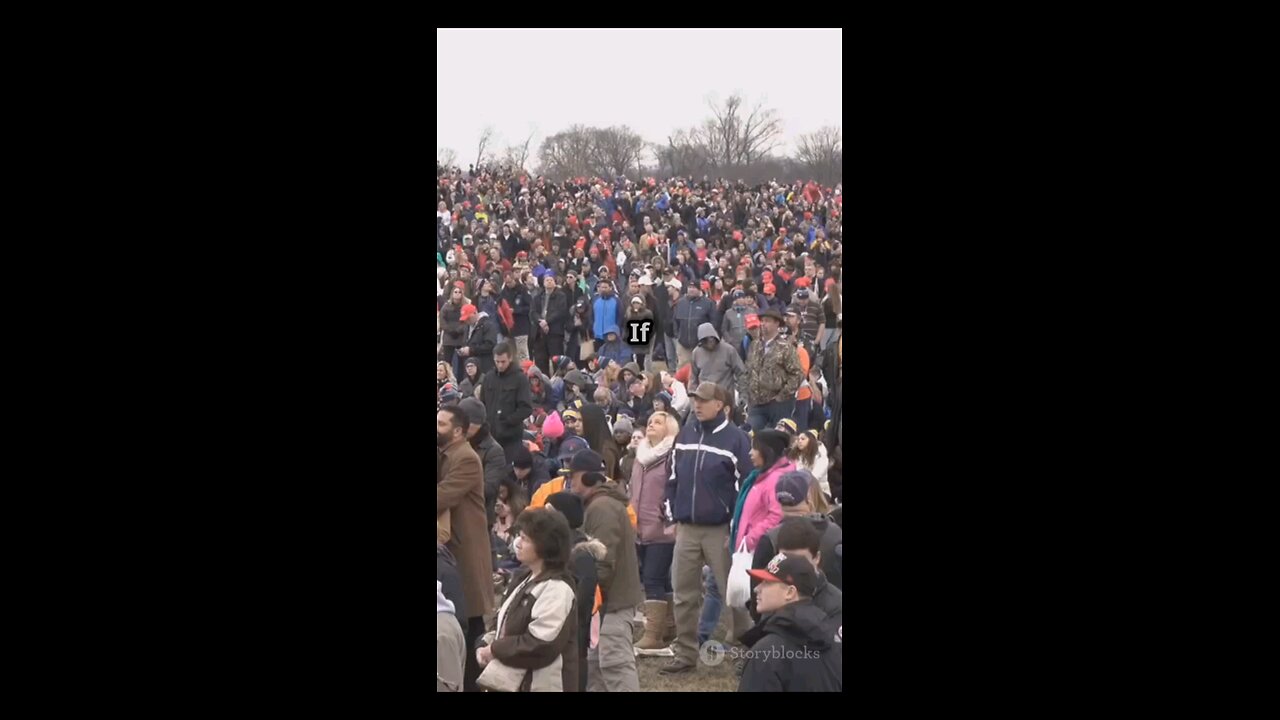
[{"xmin": 796, "ymin": 345, "xmax": 812, "ymax": 401}]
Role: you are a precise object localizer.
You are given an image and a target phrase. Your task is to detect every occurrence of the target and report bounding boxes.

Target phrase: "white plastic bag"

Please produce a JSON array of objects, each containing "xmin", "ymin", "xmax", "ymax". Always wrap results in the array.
[{"xmin": 726, "ymin": 538, "xmax": 753, "ymax": 609}]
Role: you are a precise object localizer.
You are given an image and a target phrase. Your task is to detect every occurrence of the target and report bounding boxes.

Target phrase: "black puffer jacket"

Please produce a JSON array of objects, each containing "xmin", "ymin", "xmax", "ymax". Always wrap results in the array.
[{"xmin": 738, "ymin": 600, "xmax": 842, "ymax": 692}]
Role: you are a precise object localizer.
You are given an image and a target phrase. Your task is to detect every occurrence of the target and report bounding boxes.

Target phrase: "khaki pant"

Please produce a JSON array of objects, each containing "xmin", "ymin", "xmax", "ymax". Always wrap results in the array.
[
  {"xmin": 672, "ymin": 523, "xmax": 731, "ymax": 664},
  {"xmin": 587, "ymin": 606, "xmax": 639, "ymax": 692},
  {"xmin": 675, "ymin": 343, "xmax": 693, "ymax": 371}
]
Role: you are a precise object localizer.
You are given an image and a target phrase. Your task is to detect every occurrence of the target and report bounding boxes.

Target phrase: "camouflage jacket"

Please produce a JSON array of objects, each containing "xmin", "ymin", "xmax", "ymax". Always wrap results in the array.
[{"xmin": 746, "ymin": 334, "xmax": 804, "ymax": 405}]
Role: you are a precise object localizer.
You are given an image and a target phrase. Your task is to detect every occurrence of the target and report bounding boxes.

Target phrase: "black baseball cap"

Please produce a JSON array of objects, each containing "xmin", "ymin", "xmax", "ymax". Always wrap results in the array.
[{"xmin": 748, "ymin": 553, "xmax": 818, "ymax": 598}]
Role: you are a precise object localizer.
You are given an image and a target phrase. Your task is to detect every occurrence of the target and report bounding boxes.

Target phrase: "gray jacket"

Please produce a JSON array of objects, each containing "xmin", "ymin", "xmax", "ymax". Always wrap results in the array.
[
  {"xmin": 673, "ymin": 296, "xmax": 715, "ymax": 349},
  {"xmin": 691, "ymin": 336, "xmax": 747, "ymax": 405}
]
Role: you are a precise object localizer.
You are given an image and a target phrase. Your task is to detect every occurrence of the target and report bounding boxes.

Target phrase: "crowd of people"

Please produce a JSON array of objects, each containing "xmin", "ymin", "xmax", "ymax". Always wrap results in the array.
[{"xmin": 437, "ymin": 162, "xmax": 844, "ymax": 693}]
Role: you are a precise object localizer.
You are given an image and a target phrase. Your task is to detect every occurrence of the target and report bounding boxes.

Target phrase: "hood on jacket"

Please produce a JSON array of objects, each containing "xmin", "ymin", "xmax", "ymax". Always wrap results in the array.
[
  {"xmin": 622, "ymin": 361, "xmax": 642, "ymax": 377},
  {"xmin": 742, "ymin": 599, "xmax": 833, "ymax": 651},
  {"xmin": 575, "ymin": 537, "xmax": 608, "ymax": 561},
  {"xmin": 605, "ymin": 324, "xmax": 620, "ymax": 337},
  {"xmin": 437, "ymin": 581, "xmax": 454, "ymax": 614},
  {"xmin": 697, "ymin": 323, "xmax": 719, "ymax": 341},
  {"xmin": 585, "ymin": 481, "xmax": 631, "ymax": 507}
]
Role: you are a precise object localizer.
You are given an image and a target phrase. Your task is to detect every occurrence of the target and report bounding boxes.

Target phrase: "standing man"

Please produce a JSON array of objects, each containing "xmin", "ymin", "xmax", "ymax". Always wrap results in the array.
[
  {"xmin": 481, "ymin": 343, "xmax": 534, "ymax": 460},
  {"xmin": 569, "ymin": 451, "xmax": 642, "ymax": 692},
  {"xmin": 658, "ymin": 271, "xmax": 681, "ymax": 371},
  {"xmin": 532, "ymin": 272, "xmax": 569, "ymax": 374},
  {"xmin": 591, "ymin": 278, "xmax": 624, "ymax": 345},
  {"xmin": 459, "ymin": 304, "xmax": 498, "ymax": 376},
  {"xmin": 745, "ymin": 309, "xmax": 804, "ymax": 432},
  {"xmin": 787, "ymin": 287, "xmax": 824, "ymax": 349},
  {"xmin": 441, "ymin": 284, "xmax": 467, "ymax": 377},
  {"xmin": 436, "ymin": 405, "xmax": 496, "ymax": 692},
  {"xmin": 458, "ymin": 397, "xmax": 507, "ymax": 528},
  {"xmin": 500, "ymin": 272, "xmax": 533, "ymax": 365},
  {"xmin": 690, "ymin": 323, "xmax": 748, "ymax": 412},
  {"xmin": 672, "ymin": 281, "xmax": 715, "ymax": 371},
  {"xmin": 660, "ymin": 383, "xmax": 753, "ymax": 675}
]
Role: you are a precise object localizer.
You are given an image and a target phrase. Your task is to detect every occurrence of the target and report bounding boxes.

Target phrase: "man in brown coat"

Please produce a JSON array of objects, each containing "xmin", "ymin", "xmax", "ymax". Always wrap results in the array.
[{"xmin": 437, "ymin": 405, "xmax": 496, "ymax": 692}]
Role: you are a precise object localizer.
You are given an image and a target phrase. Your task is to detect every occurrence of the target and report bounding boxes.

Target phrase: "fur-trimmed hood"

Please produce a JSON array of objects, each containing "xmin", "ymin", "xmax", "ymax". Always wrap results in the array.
[{"xmin": 575, "ymin": 536, "xmax": 607, "ymax": 561}]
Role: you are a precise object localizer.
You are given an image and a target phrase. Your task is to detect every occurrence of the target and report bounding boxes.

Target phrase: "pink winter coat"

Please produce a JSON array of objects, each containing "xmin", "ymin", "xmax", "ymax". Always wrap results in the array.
[{"xmin": 733, "ymin": 458, "xmax": 795, "ymax": 552}]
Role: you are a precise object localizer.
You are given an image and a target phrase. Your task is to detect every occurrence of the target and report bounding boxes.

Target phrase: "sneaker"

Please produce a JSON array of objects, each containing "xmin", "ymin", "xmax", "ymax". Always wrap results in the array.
[{"xmin": 658, "ymin": 657, "xmax": 696, "ymax": 675}]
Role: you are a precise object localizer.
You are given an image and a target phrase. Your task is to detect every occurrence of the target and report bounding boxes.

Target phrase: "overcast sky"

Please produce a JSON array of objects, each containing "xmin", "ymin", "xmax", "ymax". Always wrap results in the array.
[{"xmin": 437, "ymin": 28, "xmax": 841, "ymax": 167}]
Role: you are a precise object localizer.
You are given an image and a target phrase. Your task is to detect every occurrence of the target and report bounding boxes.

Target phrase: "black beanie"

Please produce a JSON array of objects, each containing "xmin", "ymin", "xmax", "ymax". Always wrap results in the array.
[
  {"xmin": 545, "ymin": 491, "xmax": 585, "ymax": 530},
  {"xmin": 753, "ymin": 429, "xmax": 791, "ymax": 468}
]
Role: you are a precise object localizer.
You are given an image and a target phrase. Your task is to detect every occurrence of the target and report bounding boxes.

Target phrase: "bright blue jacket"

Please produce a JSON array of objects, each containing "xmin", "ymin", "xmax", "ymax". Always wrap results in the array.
[
  {"xmin": 664, "ymin": 413, "xmax": 753, "ymax": 526},
  {"xmin": 592, "ymin": 294, "xmax": 622, "ymax": 341}
]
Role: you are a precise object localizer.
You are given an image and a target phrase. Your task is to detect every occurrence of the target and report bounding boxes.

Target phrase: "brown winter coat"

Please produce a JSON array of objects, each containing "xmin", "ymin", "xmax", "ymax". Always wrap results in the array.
[
  {"xmin": 488, "ymin": 567, "xmax": 580, "ymax": 692},
  {"xmin": 437, "ymin": 437, "xmax": 496, "ymax": 617},
  {"xmin": 583, "ymin": 482, "xmax": 644, "ymax": 613}
]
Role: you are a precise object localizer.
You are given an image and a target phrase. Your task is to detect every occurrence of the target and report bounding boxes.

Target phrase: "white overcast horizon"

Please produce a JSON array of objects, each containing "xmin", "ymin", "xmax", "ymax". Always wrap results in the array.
[{"xmin": 437, "ymin": 28, "xmax": 842, "ymax": 167}]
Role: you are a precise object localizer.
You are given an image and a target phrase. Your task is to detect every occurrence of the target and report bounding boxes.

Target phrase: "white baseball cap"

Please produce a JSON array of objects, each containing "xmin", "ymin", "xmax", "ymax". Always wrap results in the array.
[{"xmin": 665, "ymin": 278, "xmax": 683, "ymax": 290}]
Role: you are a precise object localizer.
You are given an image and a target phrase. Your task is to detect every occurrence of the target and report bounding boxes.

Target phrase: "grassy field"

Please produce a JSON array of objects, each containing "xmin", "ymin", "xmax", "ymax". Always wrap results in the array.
[{"xmin": 637, "ymin": 653, "xmax": 739, "ymax": 692}]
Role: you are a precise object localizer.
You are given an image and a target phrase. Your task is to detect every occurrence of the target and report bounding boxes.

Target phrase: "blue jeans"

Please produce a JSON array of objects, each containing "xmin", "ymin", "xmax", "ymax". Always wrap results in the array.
[
  {"xmin": 748, "ymin": 399, "xmax": 796, "ymax": 432},
  {"xmin": 698, "ymin": 565, "xmax": 721, "ymax": 645},
  {"xmin": 794, "ymin": 398, "xmax": 813, "ymax": 433},
  {"xmin": 637, "ymin": 542, "xmax": 675, "ymax": 600}
]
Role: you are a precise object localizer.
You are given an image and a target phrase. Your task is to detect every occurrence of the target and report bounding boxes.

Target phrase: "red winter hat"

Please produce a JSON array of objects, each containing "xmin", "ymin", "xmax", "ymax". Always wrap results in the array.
[
  {"xmin": 701, "ymin": 280, "xmax": 711, "ymax": 291},
  {"xmin": 521, "ymin": 359, "xmax": 535, "ymax": 373},
  {"xmin": 796, "ymin": 277, "xmax": 811, "ymax": 288},
  {"xmin": 675, "ymin": 362, "xmax": 692, "ymax": 385},
  {"xmin": 460, "ymin": 304, "xmax": 477, "ymax": 322},
  {"xmin": 454, "ymin": 281, "xmax": 466, "ymax": 289},
  {"xmin": 733, "ymin": 230, "xmax": 743, "ymax": 241},
  {"xmin": 804, "ymin": 211, "xmax": 813, "ymax": 220},
  {"xmin": 764, "ymin": 283, "xmax": 777, "ymax": 294}
]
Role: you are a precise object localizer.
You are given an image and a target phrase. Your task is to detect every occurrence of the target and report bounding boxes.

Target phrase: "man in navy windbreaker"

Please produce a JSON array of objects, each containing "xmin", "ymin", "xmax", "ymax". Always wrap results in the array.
[{"xmin": 659, "ymin": 382, "xmax": 753, "ymax": 676}]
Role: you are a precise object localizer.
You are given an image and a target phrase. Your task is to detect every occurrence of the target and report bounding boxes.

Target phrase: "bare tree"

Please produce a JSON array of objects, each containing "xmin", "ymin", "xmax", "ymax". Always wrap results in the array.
[
  {"xmin": 503, "ymin": 129, "xmax": 536, "ymax": 173},
  {"xmin": 659, "ymin": 130, "xmax": 713, "ymax": 178},
  {"xmin": 589, "ymin": 126, "xmax": 646, "ymax": 178},
  {"xmin": 741, "ymin": 99, "xmax": 783, "ymax": 166},
  {"xmin": 475, "ymin": 126, "xmax": 495, "ymax": 169},
  {"xmin": 687, "ymin": 94, "xmax": 785, "ymax": 172},
  {"xmin": 795, "ymin": 127, "xmax": 843, "ymax": 185},
  {"xmin": 537, "ymin": 125, "xmax": 595, "ymax": 180},
  {"xmin": 437, "ymin": 147, "xmax": 457, "ymax": 168}
]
